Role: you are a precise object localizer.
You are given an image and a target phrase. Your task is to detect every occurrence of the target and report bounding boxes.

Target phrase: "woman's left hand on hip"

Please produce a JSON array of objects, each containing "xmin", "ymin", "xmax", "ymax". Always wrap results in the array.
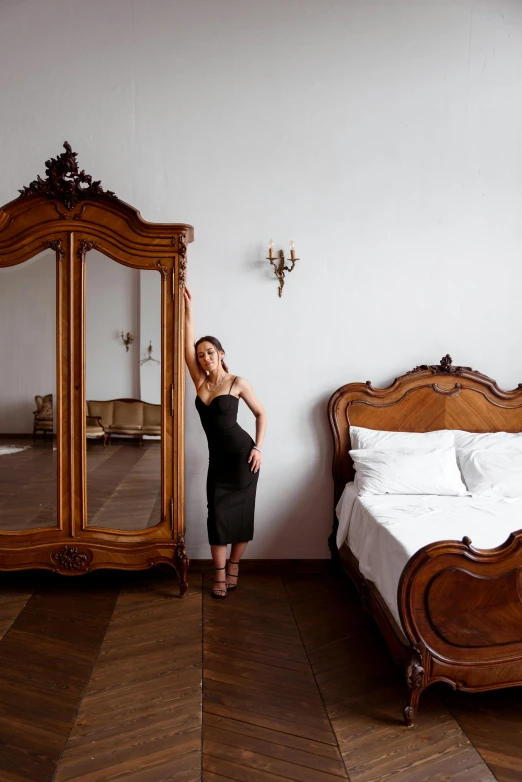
[{"xmin": 248, "ymin": 449, "xmax": 262, "ymax": 473}]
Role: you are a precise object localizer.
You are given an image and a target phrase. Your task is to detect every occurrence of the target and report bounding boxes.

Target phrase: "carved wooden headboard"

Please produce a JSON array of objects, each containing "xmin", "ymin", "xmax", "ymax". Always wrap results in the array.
[{"xmin": 328, "ymin": 355, "xmax": 522, "ymax": 504}]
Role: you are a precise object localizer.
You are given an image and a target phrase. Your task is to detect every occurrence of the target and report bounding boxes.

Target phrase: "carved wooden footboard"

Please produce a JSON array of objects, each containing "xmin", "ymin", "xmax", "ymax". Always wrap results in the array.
[
  {"xmin": 329, "ymin": 355, "xmax": 522, "ymax": 726},
  {"xmin": 399, "ymin": 530, "xmax": 522, "ymax": 726}
]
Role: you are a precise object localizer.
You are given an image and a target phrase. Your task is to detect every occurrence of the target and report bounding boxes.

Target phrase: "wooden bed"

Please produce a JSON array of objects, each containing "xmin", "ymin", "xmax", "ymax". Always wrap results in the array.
[{"xmin": 328, "ymin": 355, "xmax": 522, "ymax": 727}]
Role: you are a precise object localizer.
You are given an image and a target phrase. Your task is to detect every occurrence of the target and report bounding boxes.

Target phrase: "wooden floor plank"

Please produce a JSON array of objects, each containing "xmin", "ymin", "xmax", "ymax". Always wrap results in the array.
[
  {"xmin": 202, "ymin": 573, "xmax": 350, "ymax": 782},
  {"xmin": 205, "ymin": 737, "xmax": 345, "ymax": 782},
  {"xmin": 0, "ymin": 573, "xmax": 34, "ymax": 641},
  {"xmin": 204, "ymin": 667, "xmax": 324, "ymax": 705},
  {"xmin": 204, "ymin": 752, "xmax": 303, "ymax": 782},
  {"xmin": 204, "ymin": 701, "xmax": 339, "ymax": 746},
  {"xmin": 204, "ymin": 712, "xmax": 343, "ymax": 761},
  {"xmin": 284, "ymin": 572, "xmax": 496, "ymax": 782},
  {"xmin": 1, "ymin": 566, "xmax": 522, "ymax": 780},
  {"xmin": 54, "ymin": 571, "xmax": 203, "ymax": 782},
  {"xmin": 205, "ymin": 725, "xmax": 347, "ymax": 777},
  {"xmin": 0, "ymin": 572, "xmax": 119, "ymax": 782},
  {"xmin": 442, "ymin": 687, "xmax": 522, "ymax": 782}
]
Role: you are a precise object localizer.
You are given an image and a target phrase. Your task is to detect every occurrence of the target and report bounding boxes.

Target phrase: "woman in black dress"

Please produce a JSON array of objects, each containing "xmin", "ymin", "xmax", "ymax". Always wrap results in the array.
[{"xmin": 184, "ymin": 288, "xmax": 266, "ymax": 599}]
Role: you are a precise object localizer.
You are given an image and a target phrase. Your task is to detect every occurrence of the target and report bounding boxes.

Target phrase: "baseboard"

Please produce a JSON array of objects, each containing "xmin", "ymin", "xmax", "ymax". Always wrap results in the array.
[{"xmin": 189, "ymin": 559, "xmax": 333, "ymax": 574}]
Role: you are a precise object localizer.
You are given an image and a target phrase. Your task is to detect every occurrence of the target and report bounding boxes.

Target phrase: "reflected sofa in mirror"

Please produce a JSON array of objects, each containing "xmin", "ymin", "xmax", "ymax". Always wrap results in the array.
[{"xmin": 0, "ymin": 251, "xmax": 58, "ymax": 531}]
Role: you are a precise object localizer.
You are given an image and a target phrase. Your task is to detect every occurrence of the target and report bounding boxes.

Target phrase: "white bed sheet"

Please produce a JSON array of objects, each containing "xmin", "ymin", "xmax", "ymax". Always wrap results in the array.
[{"xmin": 336, "ymin": 483, "xmax": 522, "ymax": 628}]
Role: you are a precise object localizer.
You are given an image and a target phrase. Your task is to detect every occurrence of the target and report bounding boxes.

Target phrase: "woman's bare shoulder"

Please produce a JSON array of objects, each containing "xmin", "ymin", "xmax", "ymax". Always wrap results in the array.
[
  {"xmin": 235, "ymin": 376, "xmax": 259, "ymax": 397},
  {"xmin": 233, "ymin": 375, "xmax": 249, "ymax": 390}
]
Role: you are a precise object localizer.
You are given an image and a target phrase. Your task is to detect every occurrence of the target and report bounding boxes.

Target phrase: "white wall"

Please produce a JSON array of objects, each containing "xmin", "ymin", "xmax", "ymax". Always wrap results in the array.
[
  {"xmin": 1, "ymin": 0, "xmax": 522, "ymax": 557},
  {"xmin": 139, "ymin": 270, "xmax": 162, "ymax": 405}
]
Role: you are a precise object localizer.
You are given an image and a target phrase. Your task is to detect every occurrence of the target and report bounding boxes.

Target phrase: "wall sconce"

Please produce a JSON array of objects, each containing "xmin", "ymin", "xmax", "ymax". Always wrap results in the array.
[
  {"xmin": 140, "ymin": 341, "xmax": 160, "ymax": 365},
  {"xmin": 266, "ymin": 240, "xmax": 299, "ymax": 297},
  {"xmin": 121, "ymin": 331, "xmax": 134, "ymax": 352}
]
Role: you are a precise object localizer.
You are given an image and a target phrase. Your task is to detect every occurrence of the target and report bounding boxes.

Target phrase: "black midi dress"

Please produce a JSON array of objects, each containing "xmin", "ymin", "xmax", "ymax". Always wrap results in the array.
[{"xmin": 195, "ymin": 377, "xmax": 259, "ymax": 545}]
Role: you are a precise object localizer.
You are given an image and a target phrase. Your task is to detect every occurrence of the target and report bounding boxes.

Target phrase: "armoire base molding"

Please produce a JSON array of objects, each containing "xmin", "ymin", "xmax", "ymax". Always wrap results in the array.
[{"xmin": 0, "ymin": 540, "xmax": 190, "ymax": 594}]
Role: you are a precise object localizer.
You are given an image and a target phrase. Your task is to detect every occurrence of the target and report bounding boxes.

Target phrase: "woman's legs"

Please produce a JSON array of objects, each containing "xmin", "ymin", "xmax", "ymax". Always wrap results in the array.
[
  {"xmin": 226, "ymin": 541, "xmax": 249, "ymax": 589},
  {"xmin": 210, "ymin": 544, "xmax": 227, "ymax": 597}
]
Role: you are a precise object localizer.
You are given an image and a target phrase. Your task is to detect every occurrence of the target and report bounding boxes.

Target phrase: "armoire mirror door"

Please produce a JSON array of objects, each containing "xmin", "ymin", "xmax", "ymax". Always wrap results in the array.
[
  {"xmin": 0, "ymin": 142, "xmax": 193, "ymax": 592},
  {"xmin": 0, "ymin": 248, "xmax": 59, "ymax": 532},
  {"xmin": 84, "ymin": 249, "xmax": 163, "ymax": 531}
]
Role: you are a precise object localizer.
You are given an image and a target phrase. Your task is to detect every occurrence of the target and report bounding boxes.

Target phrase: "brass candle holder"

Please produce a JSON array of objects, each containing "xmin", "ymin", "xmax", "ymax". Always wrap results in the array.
[
  {"xmin": 121, "ymin": 331, "xmax": 134, "ymax": 352},
  {"xmin": 267, "ymin": 240, "xmax": 299, "ymax": 297}
]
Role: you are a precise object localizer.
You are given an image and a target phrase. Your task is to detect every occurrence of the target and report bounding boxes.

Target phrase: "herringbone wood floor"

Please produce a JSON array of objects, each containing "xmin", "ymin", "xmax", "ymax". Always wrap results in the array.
[{"xmin": 0, "ymin": 566, "xmax": 520, "ymax": 781}]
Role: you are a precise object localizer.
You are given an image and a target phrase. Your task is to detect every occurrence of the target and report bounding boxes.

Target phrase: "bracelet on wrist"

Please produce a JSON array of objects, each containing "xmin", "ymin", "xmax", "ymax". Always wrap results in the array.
[{"xmin": 252, "ymin": 445, "xmax": 262, "ymax": 453}]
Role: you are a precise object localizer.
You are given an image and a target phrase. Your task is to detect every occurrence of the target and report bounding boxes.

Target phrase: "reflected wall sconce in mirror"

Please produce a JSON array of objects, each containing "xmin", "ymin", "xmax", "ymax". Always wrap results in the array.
[
  {"xmin": 121, "ymin": 331, "xmax": 134, "ymax": 352},
  {"xmin": 141, "ymin": 341, "xmax": 160, "ymax": 366},
  {"xmin": 266, "ymin": 239, "xmax": 299, "ymax": 297}
]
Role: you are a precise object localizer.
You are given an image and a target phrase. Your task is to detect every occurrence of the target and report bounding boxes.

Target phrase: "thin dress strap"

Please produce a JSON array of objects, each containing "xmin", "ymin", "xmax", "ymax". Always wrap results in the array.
[{"xmin": 228, "ymin": 376, "xmax": 237, "ymax": 395}]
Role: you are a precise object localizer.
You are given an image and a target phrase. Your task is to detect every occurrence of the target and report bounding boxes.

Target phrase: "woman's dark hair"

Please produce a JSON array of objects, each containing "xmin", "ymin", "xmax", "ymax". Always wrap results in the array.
[{"xmin": 195, "ymin": 335, "xmax": 229, "ymax": 373}]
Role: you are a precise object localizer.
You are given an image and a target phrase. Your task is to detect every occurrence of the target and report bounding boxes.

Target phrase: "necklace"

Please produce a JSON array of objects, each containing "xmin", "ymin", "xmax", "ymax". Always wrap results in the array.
[{"xmin": 206, "ymin": 372, "xmax": 227, "ymax": 393}]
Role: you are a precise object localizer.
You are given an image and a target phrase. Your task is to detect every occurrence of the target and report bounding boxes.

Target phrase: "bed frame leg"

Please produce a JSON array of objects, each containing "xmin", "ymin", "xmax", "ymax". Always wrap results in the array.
[
  {"xmin": 404, "ymin": 691, "xmax": 421, "ymax": 727},
  {"xmin": 404, "ymin": 644, "xmax": 425, "ymax": 727}
]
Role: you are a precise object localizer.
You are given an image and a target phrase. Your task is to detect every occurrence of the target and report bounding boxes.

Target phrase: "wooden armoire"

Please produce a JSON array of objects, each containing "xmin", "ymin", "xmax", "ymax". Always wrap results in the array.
[{"xmin": 0, "ymin": 142, "xmax": 193, "ymax": 594}]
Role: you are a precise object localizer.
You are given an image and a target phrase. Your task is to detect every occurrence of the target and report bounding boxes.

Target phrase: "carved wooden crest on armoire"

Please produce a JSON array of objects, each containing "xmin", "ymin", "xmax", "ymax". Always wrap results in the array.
[{"xmin": 0, "ymin": 142, "xmax": 193, "ymax": 594}]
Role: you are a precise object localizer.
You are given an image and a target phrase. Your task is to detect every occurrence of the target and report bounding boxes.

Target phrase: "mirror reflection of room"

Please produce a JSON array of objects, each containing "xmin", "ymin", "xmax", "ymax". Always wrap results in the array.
[
  {"xmin": 85, "ymin": 252, "xmax": 161, "ymax": 530},
  {"xmin": 0, "ymin": 251, "xmax": 57, "ymax": 530}
]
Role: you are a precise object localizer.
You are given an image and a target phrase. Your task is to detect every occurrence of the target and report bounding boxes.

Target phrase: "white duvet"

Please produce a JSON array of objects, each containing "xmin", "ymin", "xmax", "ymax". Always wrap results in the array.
[{"xmin": 336, "ymin": 484, "xmax": 522, "ymax": 629}]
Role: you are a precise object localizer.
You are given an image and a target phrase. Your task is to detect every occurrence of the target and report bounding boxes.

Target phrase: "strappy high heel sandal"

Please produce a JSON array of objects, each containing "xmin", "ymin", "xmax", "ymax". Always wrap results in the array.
[
  {"xmin": 226, "ymin": 559, "xmax": 240, "ymax": 592},
  {"xmin": 211, "ymin": 566, "xmax": 227, "ymax": 600}
]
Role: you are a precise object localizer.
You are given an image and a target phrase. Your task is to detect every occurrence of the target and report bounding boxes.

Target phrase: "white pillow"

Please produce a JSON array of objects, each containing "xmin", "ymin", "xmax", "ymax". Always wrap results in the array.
[
  {"xmin": 349, "ymin": 447, "xmax": 468, "ymax": 496},
  {"xmin": 350, "ymin": 425, "xmax": 454, "ymax": 451},
  {"xmin": 453, "ymin": 430, "xmax": 522, "ymax": 452},
  {"xmin": 459, "ymin": 450, "xmax": 522, "ymax": 497}
]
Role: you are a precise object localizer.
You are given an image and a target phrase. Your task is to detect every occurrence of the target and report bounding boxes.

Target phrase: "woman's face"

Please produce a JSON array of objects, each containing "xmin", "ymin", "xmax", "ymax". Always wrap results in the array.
[{"xmin": 197, "ymin": 341, "xmax": 224, "ymax": 373}]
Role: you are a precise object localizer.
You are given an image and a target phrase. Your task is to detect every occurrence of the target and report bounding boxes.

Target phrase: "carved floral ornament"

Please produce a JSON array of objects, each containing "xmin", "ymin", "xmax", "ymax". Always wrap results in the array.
[
  {"xmin": 176, "ymin": 532, "xmax": 190, "ymax": 569},
  {"xmin": 152, "ymin": 260, "xmax": 168, "ymax": 279},
  {"xmin": 406, "ymin": 645, "xmax": 424, "ymax": 691},
  {"xmin": 20, "ymin": 144, "xmax": 190, "ymax": 290},
  {"xmin": 19, "ymin": 141, "xmax": 117, "ymax": 211},
  {"xmin": 51, "ymin": 545, "xmax": 93, "ymax": 571},
  {"xmin": 178, "ymin": 233, "xmax": 187, "ymax": 288},
  {"xmin": 407, "ymin": 354, "xmax": 473, "ymax": 376},
  {"xmin": 77, "ymin": 239, "xmax": 99, "ymax": 261},
  {"xmin": 42, "ymin": 239, "xmax": 65, "ymax": 259}
]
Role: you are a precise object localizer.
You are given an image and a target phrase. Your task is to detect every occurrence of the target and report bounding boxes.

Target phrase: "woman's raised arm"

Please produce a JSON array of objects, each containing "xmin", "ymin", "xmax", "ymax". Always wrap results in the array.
[{"xmin": 184, "ymin": 287, "xmax": 206, "ymax": 389}]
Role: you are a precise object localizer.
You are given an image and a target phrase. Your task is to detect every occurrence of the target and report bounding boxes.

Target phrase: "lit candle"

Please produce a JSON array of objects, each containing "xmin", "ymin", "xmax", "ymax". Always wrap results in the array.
[
  {"xmin": 268, "ymin": 239, "xmax": 274, "ymax": 260},
  {"xmin": 290, "ymin": 240, "xmax": 296, "ymax": 260}
]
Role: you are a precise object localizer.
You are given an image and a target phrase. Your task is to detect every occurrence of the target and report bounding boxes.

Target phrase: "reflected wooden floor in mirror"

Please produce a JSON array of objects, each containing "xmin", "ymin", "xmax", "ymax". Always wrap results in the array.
[
  {"xmin": 87, "ymin": 440, "xmax": 161, "ymax": 529},
  {"xmin": 0, "ymin": 438, "xmax": 161, "ymax": 531},
  {"xmin": 0, "ymin": 437, "xmax": 57, "ymax": 529}
]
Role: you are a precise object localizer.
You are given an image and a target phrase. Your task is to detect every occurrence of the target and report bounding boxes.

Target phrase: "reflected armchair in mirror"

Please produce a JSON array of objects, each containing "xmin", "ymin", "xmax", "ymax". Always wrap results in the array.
[{"xmin": 33, "ymin": 393, "xmax": 53, "ymax": 441}]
